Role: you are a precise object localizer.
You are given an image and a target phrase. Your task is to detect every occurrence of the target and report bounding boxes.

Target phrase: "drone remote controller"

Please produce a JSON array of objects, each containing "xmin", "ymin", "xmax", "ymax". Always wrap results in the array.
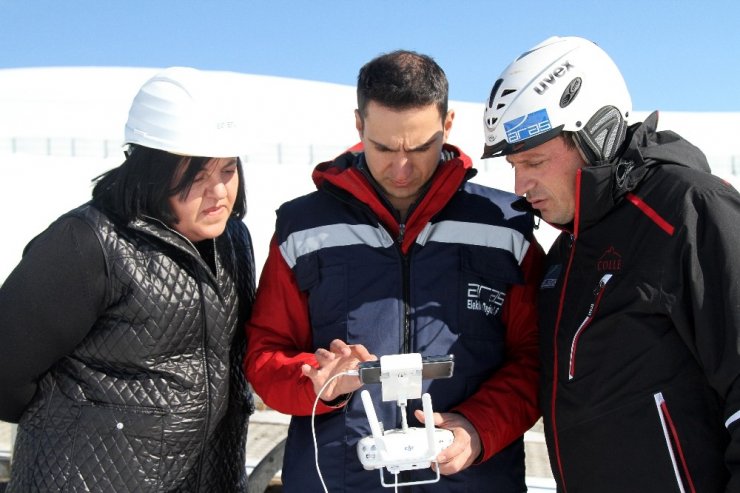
[
  {"xmin": 355, "ymin": 353, "xmax": 455, "ymax": 487},
  {"xmin": 357, "ymin": 392, "xmax": 453, "ymax": 474}
]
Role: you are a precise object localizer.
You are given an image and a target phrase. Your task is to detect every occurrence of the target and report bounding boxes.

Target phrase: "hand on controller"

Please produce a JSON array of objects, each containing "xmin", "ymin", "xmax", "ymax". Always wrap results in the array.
[{"xmin": 414, "ymin": 409, "xmax": 482, "ymax": 475}]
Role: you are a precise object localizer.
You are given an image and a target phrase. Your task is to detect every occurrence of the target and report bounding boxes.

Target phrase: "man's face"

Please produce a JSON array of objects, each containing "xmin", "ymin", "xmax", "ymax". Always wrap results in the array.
[
  {"xmin": 355, "ymin": 100, "xmax": 453, "ymax": 217},
  {"xmin": 506, "ymin": 135, "xmax": 587, "ymax": 226},
  {"xmin": 169, "ymin": 157, "xmax": 239, "ymax": 242}
]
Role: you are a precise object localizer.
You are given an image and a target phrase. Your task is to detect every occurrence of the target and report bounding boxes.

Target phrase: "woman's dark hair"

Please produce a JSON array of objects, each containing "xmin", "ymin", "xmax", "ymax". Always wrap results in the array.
[
  {"xmin": 91, "ymin": 145, "xmax": 247, "ymax": 226},
  {"xmin": 356, "ymin": 50, "xmax": 449, "ymax": 121}
]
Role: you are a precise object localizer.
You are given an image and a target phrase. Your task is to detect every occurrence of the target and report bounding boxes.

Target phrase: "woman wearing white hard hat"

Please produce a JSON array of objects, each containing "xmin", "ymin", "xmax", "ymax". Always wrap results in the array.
[{"xmin": 0, "ymin": 67, "xmax": 256, "ymax": 492}]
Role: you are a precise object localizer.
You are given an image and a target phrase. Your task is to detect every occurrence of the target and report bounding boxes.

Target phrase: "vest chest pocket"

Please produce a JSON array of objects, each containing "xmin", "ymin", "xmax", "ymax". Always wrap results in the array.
[{"xmin": 294, "ymin": 252, "xmax": 348, "ymax": 349}]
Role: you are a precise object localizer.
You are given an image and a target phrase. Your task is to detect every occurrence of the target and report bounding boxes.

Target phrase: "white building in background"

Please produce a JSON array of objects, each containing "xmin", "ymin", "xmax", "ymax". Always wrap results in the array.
[
  {"xmin": 1, "ymin": 67, "xmax": 740, "ymax": 491},
  {"xmin": 1, "ymin": 67, "xmax": 739, "ymax": 281}
]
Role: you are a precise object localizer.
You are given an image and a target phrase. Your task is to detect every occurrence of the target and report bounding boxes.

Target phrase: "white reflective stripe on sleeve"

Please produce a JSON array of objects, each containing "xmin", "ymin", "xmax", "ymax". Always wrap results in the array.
[
  {"xmin": 654, "ymin": 392, "xmax": 686, "ymax": 493},
  {"xmin": 415, "ymin": 220, "xmax": 530, "ymax": 264},
  {"xmin": 279, "ymin": 223, "xmax": 394, "ymax": 268},
  {"xmin": 725, "ymin": 409, "xmax": 740, "ymax": 429}
]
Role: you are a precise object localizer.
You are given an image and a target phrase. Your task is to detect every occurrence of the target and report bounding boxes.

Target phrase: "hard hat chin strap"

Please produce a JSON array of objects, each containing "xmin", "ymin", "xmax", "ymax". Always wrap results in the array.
[{"xmin": 574, "ymin": 106, "xmax": 628, "ymax": 166}]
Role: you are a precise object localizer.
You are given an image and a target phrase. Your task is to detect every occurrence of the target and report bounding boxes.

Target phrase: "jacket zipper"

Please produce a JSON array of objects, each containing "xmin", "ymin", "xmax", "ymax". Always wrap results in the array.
[
  {"xmin": 396, "ymin": 222, "xmax": 411, "ymax": 354},
  {"xmin": 654, "ymin": 392, "xmax": 696, "ymax": 493},
  {"xmin": 567, "ymin": 273, "xmax": 612, "ymax": 380},
  {"xmin": 139, "ymin": 215, "xmax": 215, "ymax": 490},
  {"xmin": 401, "ymin": 253, "xmax": 411, "ymax": 354},
  {"xmin": 194, "ymin": 286, "xmax": 213, "ymax": 491},
  {"xmin": 391, "ymin": 222, "xmax": 412, "ymax": 493},
  {"xmin": 550, "ymin": 171, "xmax": 582, "ymax": 493}
]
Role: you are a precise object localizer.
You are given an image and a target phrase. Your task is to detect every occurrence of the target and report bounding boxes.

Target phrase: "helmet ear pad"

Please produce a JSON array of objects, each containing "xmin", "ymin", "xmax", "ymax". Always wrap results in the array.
[{"xmin": 573, "ymin": 105, "xmax": 627, "ymax": 165}]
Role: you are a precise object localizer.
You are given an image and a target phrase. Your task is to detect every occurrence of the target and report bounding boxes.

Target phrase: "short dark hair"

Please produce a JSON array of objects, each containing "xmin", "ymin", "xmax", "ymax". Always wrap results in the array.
[
  {"xmin": 91, "ymin": 145, "xmax": 247, "ymax": 227},
  {"xmin": 561, "ymin": 131, "xmax": 577, "ymax": 149},
  {"xmin": 356, "ymin": 50, "xmax": 448, "ymax": 121}
]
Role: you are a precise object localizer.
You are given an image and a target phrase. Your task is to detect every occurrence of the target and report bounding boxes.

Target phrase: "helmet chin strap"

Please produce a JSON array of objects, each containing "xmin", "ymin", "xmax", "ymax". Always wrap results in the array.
[{"xmin": 573, "ymin": 106, "xmax": 627, "ymax": 166}]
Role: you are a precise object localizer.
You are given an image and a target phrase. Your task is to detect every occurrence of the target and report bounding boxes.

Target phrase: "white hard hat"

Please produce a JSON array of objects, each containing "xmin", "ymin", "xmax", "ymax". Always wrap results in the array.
[
  {"xmin": 124, "ymin": 66, "xmax": 246, "ymax": 158},
  {"xmin": 482, "ymin": 36, "xmax": 632, "ymax": 165}
]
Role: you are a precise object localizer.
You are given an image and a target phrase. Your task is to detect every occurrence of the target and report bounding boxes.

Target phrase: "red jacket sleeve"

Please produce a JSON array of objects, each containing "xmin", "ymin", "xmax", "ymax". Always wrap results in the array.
[
  {"xmin": 452, "ymin": 236, "xmax": 545, "ymax": 461},
  {"xmin": 244, "ymin": 235, "xmax": 340, "ymax": 416}
]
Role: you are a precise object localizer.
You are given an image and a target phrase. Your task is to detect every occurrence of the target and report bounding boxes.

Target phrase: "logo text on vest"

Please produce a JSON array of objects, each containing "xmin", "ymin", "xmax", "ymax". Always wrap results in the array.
[{"xmin": 467, "ymin": 283, "xmax": 505, "ymax": 317}]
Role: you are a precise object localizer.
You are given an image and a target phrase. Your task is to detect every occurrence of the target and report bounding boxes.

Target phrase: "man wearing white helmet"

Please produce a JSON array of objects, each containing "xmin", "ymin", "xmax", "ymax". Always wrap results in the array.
[
  {"xmin": 0, "ymin": 67, "xmax": 256, "ymax": 492},
  {"xmin": 482, "ymin": 36, "xmax": 740, "ymax": 491}
]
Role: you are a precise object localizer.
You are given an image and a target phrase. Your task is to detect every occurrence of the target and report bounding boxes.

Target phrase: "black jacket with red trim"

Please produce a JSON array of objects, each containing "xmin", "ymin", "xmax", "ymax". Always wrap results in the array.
[
  {"xmin": 538, "ymin": 112, "xmax": 740, "ymax": 492},
  {"xmin": 246, "ymin": 144, "xmax": 544, "ymax": 492}
]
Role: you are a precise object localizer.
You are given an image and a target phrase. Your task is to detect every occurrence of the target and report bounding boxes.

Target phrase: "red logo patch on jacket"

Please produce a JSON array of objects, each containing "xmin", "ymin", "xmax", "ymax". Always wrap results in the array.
[{"xmin": 597, "ymin": 246, "xmax": 622, "ymax": 273}]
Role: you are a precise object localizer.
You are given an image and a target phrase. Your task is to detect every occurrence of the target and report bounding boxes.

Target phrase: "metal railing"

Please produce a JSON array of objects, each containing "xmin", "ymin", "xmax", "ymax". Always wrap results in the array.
[
  {"xmin": 0, "ymin": 137, "xmax": 349, "ymax": 166},
  {"xmin": 1, "ymin": 137, "xmax": 738, "ymax": 178}
]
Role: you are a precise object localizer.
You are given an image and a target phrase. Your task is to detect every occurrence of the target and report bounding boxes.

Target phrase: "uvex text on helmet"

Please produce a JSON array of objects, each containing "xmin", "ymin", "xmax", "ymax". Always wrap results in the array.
[
  {"xmin": 481, "ymin": 36, "xmax": 632, "ymax": 165},
  {"xmin": 124, "ymin": 66, "xmax": 247, "ymax": 158}
]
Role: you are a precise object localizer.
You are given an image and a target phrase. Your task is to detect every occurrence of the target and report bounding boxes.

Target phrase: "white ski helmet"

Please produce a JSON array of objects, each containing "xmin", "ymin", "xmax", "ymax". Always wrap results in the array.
[
  {"xmin": 124, "ymin": 66, "xmax": 245, "ymax": 158},
  {"xmin": 482, "ymin": 36, "xmax": 632, "ymax": 165}
]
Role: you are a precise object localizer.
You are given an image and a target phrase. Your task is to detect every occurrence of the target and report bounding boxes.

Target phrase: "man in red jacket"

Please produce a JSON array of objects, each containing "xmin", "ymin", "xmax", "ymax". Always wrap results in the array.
[{"xmin": 246, "ymin": 50, "xmax": 544, "ymax": 492}]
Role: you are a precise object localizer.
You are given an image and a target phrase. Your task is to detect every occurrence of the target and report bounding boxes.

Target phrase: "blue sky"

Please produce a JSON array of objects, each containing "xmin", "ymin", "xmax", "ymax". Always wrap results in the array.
[{"xmin": 1, "ymin": 0, "xmax": 739, "ymax": 112}]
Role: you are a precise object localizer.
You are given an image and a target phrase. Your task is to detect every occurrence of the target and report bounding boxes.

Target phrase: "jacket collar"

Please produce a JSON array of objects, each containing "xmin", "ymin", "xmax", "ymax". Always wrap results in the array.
[
  {"xmin": 311, "ymin": 143, "xmax": 475, "ymax": 253},
  {"xmin": 572, "ymin": 111, "xmax": 711, "ymax": 236},
  {"xmin": 129, "ymin": 215, "xmax": 222, "ymax": 287}
]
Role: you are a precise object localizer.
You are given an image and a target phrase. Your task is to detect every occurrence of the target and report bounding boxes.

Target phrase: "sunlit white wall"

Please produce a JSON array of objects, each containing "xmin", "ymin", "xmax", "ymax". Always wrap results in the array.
[{"xmin": 1, "ymin": 68, "xmax": 739, "ymax": 283}]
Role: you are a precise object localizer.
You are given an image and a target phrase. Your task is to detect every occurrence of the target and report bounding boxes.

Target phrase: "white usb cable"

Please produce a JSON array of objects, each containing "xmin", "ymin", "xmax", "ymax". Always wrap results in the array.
[{"xmin": 311, "ymin": 369, "xmax": 359, "ymax": 493}]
